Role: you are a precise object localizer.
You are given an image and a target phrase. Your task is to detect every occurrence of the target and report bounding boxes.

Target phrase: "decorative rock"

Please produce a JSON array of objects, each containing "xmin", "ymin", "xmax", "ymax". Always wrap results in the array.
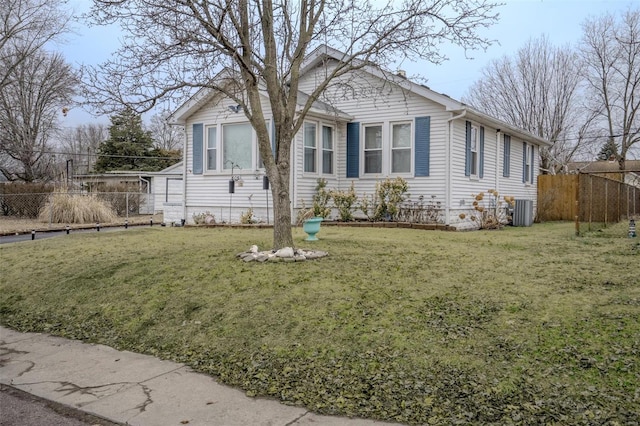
[
  {"xmin": 275, "ymin": 247, "xmax": 294, "ymax": 258},
  {"xmin": 236, "ymin": 246, "xmax": 328, "ymax": 262}
]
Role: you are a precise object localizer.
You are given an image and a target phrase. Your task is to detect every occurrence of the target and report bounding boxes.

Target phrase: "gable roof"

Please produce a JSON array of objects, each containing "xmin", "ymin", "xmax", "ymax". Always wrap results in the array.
[
  {"xmin": 301, "ymin": 45, "xmax": 551, "ymax": 147},
  {"xmin": 168, "ymin": 68, "xmax": 352, "ymax": 125},
  {"xmin": 169, "ymin": 45, "xmax": 551, "ymax": 147}
]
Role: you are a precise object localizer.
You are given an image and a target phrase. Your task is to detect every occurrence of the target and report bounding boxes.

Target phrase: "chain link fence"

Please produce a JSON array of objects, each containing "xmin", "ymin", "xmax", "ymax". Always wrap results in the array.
[
  {"xmin": 0, "ymin": 191, "xmax": 153, "ymax": 220},
  {"xmin": 578, "ymin": 174, "xmax": 640, "ymax": 234}
]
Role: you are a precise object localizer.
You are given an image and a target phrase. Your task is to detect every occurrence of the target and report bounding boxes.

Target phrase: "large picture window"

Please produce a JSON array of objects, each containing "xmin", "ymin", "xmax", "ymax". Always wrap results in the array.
[
  {"xmin": 364, "ymin": 124, "xmax": 382, "ymax": 174},
  {"xmin": 391, "ymin": 122, "xmax": 411, "ymax": 173},
  {"xmin": 223, "ymin": 123, "xmax": 252, "ymax": 170}
]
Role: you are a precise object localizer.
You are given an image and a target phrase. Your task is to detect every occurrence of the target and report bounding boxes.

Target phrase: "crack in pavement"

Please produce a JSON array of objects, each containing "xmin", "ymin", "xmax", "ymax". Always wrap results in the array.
[{"xmin": 284, "ymin": 410, "xmax": 311, "ymax": 426}]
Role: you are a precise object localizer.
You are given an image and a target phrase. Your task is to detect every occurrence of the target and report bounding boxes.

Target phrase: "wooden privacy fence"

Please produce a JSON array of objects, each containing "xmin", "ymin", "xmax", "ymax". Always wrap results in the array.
[{"xmin": 538, "ymin": 174, "xmax": 640, "ymax": 225}]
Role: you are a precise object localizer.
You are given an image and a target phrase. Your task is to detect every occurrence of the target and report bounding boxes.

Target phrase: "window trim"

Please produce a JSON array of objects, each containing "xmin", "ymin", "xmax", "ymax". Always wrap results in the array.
[
  {"xmin": 363, "ymin": 123, "xmax": 383, "ymax": 175},
  {"xmin": 303, "ymin": 121, "xmax": 317, "ymax": 174},
  {"xmin": 321, "ymin": 124, "xmax": 334, "ymax": 175},
  {"xmin": 206, "ymin": 125, "xmax": 217, "ymax": 171},
  {"xmin": 203, "ymin": 121, "xmax": 269, "ymax": 174},
  {"xmin": 469, "ymin": 124, "xmax": 479, "ymax": 177},
  {"xmin": 390, "ymin": 121, "xmax": 413, "ymax": 174}
]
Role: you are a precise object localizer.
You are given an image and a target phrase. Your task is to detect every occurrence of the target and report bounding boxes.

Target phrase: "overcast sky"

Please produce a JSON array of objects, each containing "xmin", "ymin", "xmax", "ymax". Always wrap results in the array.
[{"xmin": 58, "ymin": 0, "xmax": 636, "ymax": 127}]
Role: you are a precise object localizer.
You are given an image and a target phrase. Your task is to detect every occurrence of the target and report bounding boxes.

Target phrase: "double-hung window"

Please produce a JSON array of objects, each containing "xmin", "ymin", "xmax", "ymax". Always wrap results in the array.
[
  {"xmin": 391, "ymin": 122, "xmax": 411, "ymax": 173},
  {"xmin": 304, "ymin": 122, "xmax": 317, "ymax": 173},
  {"xmin": 470, "ymin": 125, "xmax": 479, "ymax": 176},
  {"xmin": 523, "ymin": 143, "xmax": 535, "ymax": 184},
  {"xmin": 222, "ymin": 123, "xmax": 252, "ymax": 170},
  {"xmin": 322, "ymin": 125, "xmax": 334, "ymax": 174},
  {"xmin": 364, "ymin": 124, "xmax": 383, "ymax": 174},
  {"xmin": 206, "ymin": 127, "xmax": 217, "ymax": 171},
  {"xmin": 503, "ymin": 134, "xmax": 511, "ymax": 177}
]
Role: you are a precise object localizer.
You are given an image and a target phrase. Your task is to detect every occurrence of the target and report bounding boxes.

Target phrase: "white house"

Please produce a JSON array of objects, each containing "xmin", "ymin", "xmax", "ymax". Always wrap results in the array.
[{"xmin": 170, "ymin": 46, "xmax": 550, "ymax": 229}]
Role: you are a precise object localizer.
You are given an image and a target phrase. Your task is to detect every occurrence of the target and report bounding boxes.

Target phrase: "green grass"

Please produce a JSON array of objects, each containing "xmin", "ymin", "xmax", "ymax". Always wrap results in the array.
[{"xmin": 1, "ymin": 223, "xmax": 639, "ymax": 424}]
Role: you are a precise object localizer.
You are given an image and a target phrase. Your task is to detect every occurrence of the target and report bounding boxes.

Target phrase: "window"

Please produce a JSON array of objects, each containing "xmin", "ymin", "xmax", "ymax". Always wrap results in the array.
[
  {"xmin": 523, "ymin": 143, "xmax": 535, "ymax": 183},
  {"xmin": 470, "ymin": 125, "xmax": 479, "ymax": 176},
  {"xmin": 206, "ymin": 127, "xmax": 217, "ymax": 171},
  {"xmin": 304, "ymin": 122, "xmax": 317, "ymax": 173},
  {"xmin": 391, "ymin": 123, "xmax": 411, "ymax": 173},
  {"xmin": 503, "ymin": 134, "xmax": 511, "ymax": 177},
  {"xmin": 223, "ymin": 123, "xmax": 252, "ymax": 170},
  {"xmin": 364, "ymin": 124, "xmax": 382, "ymax": 174},
  {"xmin": 322, "ymin": 125, "xmax": 333, "ymax": 174}
]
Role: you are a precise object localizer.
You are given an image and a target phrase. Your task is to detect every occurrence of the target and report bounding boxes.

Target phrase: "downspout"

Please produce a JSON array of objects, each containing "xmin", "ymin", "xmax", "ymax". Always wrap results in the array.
[
  {"xmin": 446, "ymin": 109, "xmax": 467, "ymax": 226},
  {"xmin": 181, "ymin": 125, "xmax": 188, "ymax": 224},
  {"xmin": 495, "ymin": 129, "xmax": 501, "ymax": 195}
]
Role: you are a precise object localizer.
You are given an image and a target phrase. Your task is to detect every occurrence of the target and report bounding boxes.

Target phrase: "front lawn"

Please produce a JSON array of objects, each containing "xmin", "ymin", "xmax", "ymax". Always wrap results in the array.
[{"xmin": 1, "ymin": 223, "xmax": 638, "ymax": 424}]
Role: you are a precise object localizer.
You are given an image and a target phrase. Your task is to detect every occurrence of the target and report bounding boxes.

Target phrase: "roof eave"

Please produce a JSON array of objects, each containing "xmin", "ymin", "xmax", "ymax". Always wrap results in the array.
[{"xmin": 449, "ymin": 107, "xmax": 552, "ymax": 147}]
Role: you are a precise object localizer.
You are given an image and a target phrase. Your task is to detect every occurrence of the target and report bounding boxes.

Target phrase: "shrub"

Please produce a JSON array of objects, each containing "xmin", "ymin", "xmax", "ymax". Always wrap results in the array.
[
  {"xmin": 330, "ymin": 183, "xmax": 358, "ymax": 222},
  {"xmin": 372, "ymin": 177, "xmax": 409, "ymax": 221},
  {"xmin": 397, "ymin": 195, "xmax": 443, "ymax": 224},
  {"xmin": 240, "ymin": 208, "xmax": 256, "ymax": 224},
  {"xmin": 39, "ymin": 192, "xmax": 118, "ymax": 224},
  {"xmin": 0, "ymin": 183, "xmax": 54, "ymax": 218},
  {"xmin": 462, "ymin": 189, "xmax": 514, "ymax": 229},
  {"xmin": 311, "ymin": 178, "xmax": 331, "ymax": 218}
]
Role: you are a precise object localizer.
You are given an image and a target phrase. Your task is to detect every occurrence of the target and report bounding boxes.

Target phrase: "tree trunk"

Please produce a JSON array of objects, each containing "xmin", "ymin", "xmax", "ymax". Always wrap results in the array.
[{"xmin": 270, "ymin": 166, "xmax": 294, "ymax": 250}]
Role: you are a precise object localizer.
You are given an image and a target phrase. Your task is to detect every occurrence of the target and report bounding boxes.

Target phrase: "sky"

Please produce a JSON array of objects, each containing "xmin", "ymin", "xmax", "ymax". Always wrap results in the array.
[{"xmin": 57, "ymin": 0, "xmax": 637, "ymax": 128}]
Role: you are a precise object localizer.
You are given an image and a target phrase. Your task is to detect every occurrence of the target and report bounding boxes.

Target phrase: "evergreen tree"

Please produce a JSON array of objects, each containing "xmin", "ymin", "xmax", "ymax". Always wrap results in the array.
[
  {"xmin": 597, "ymin": 138, "xmax": 619, "ymax": 161},
  {"xmin": 95, "ymin": 108, "xmax": 156, "ymax": 172}
]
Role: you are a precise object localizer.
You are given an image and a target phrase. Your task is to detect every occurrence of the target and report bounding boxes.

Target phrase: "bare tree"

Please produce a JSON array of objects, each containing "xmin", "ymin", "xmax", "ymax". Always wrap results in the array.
[
  {"xmin": 464, "ymin": 36, "xmax": 586, "ymax": 174},
  {"xmin": 0, "ymin": 0, "xmax": 71, "ymax": 91},
  {"xmin": 57, "ymin": 123, "xmax": 107, "ymax": 175},
  {"xmin": 580, "ymin": 8, "xmax": 640, "ymax": 170},
  {"xmin": 0, "ymin": 49, "xmax": 78, "ymax": 182},
  {"xmin": 146, "ymin": 111, "xmax": 184, "ymax": 151},
  {"xmin": 85, "ymin": 0, "xmax": 499, "ymax": 249}
]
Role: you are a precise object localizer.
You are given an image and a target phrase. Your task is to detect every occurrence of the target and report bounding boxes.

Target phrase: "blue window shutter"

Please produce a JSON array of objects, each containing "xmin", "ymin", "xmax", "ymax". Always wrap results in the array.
[
  {"xmin": 346, "ymin": 122, "xmax": 360, "ymax": 178},
  {"xmin": 522, "ymin": 142, "xmax": 527, "ymax": 183},
  {"xmin": 414, "ymin": 116, "xmax": 431, "ymax": 177},
  {"xmin": 479, "ymin": 126, "xmax": 485, "ymax": 178},
  {"xmin": 192, "ymin": 123, "xmax": 203, "ymax": 175},
  {"xmin": 503, "ymin": 135, "xmax": 511, "ymax": 177},
  {"xmin": 465, "ymin": 121, "xmax": 471, "ymax": 176}
]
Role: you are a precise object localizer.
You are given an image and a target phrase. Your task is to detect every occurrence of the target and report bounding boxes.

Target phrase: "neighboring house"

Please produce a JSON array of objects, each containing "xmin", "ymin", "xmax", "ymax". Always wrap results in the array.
[
  {"xmin": 169, "ymin": 46, "xmax": 550, "ymax": 229},
  {"xmin": 74, "ymin": 161, "xmax": 184, "ymax": 216},
  {"xmin": 567, "ymin": 160, "xmax": 640, "ymax": 188}
]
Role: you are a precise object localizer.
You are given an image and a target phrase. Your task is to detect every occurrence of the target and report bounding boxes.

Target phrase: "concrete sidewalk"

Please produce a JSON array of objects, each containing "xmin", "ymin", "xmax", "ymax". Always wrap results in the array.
[{"xmin": 0, "ymin": 326, "xmax": 399, "ymax": 426}]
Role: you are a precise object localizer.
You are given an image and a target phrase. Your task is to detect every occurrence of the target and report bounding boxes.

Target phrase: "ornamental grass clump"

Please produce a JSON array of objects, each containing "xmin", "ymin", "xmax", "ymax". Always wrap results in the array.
[{"xmin": 39, "ymin": 192, "xmax": 118, "ymax": 224}]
